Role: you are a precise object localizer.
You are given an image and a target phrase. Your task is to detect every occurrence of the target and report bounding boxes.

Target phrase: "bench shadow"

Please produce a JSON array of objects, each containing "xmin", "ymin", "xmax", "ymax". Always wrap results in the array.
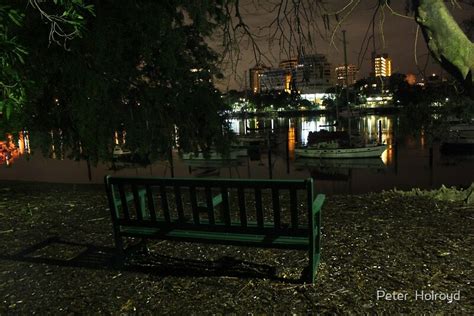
[{"xmin": 0, "ymin": 236, "xmax": 304, "ymax": 284}]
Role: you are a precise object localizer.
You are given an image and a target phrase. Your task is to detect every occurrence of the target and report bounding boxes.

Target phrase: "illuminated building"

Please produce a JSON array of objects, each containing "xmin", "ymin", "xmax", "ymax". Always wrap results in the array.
[
  {"xmin": 293, "ymin": 54, "xmax": 334, "ymax": 94},
  {"xmin": 260, "ymin": 69, "xmax": 288, "ymax": 92},
  {"xmin": 373, "ymin": 53, "xmax": 392, "ymax": 77},
  {"xmin": 256, "ymin": 54, "xmax": 333, "ymax": 99},
  {"xmin": 0, "ymin": 133, "xmax": 28, "ymax": 166},
  {"xmin": 258, "ymin": 59, "xmax": 297, "ymax": 93},
  {"xmin": 279, "ymin": 58, "xmax": 298, "ymax": 71},
  {"xmin": 335, "ymin": 64, "xmax": 358, "ymax": 86},
  {"xmin": 279, "ymin": 58, "xmax": 297, "ymax": 93},
  {"xmin": 249, "ymin": 64, "xmax": 268, "ymax": 94}
]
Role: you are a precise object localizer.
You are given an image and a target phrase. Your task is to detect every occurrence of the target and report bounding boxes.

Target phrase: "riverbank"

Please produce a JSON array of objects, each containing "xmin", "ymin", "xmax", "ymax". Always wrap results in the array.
[
  {"xmin": 226, "ymin": 106, "xmax": 400, "ymax": 119},
  {"xmin": 0, "ymin": 181, "xmax": 472, "ymax": 314}
]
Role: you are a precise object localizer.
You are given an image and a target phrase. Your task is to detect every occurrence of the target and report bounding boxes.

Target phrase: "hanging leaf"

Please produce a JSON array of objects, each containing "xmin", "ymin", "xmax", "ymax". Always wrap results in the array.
[
  {"xmin": 7, "ymin": 10, "xmax": 23, "ymax": 26},
  {"xmin": 5, "ymin": 101, "xmax": 12, "ymax": 120}
]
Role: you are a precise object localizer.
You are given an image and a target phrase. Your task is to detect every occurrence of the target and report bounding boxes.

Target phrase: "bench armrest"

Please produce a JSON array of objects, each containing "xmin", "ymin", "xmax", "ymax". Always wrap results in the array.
[{"xmin": 312, "ymin": 194, "xmax": 325, "ymax": 216}]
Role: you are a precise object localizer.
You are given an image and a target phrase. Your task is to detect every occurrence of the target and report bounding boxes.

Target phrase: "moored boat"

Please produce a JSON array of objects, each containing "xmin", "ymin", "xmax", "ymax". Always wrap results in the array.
[
  {"xmin": 440, "ymin": 121, "xmax": 474, "ymax": 153},
  {"xmin": 299, "ymin": 130, "xmax": 387, "ymax": 158},
  {"xmin": 181, "ymin": 149, "xmax": 245, "ymax": 161},
  {"xmin": 295, "ymin": 143, "xmax": 387, "ymax": 158},
  {"xmin": 112, "ymin": 145, "xmax": 132, "ymax": 157}
]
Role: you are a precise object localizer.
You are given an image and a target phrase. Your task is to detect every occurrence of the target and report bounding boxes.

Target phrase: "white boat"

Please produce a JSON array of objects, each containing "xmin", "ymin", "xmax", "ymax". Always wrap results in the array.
[
  {"xmin": 181, "ymin": 149, "xmax": 245, "ymax": 161},
  {"xmin": 448, "ymin": 123, "xmax": 474, "ymax": 138},
  {"xmin": 295, "ymin": 142, "xmax": 387, "ymax": 158},
  {"xmin": 235, "ymin": 134, "xmax": 267, "ymax": 146},
  {"xmin": 441, "ymin": 120, "xmax": 474, "ymax": 153},
  {"xmin": 184, "ymin": 159, "xmax": 241, "ymax": 168},
  {"xmin": 112, "ymin": 145, "xmax": 132, "ymax": 157}
]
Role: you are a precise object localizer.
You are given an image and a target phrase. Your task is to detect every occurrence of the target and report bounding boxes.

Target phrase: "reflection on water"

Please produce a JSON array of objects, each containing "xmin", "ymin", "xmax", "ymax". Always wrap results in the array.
[
  {"xmin": 0, "ymin": 132, "xmax": 30, "ymax": 166},
  {"xmin": 228, "ymin": 116, "xmax": 395, "ymax": 166},
  {"xmin": 114, "ymin": 130, "xmax": 127, "ymax": 145},
  {"xmin": 288, "ymin": 125, "xmax": 295, "ymax": 160},
  {"xmin": 1, "ymin": 115, "xmax": 473, "ymax": 194}
]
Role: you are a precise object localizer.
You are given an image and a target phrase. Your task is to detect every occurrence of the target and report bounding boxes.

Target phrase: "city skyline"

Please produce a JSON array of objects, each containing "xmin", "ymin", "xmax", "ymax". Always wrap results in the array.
[{"xmin": 213, "ymin": 1, "xmax": 472, "ymax": 91}]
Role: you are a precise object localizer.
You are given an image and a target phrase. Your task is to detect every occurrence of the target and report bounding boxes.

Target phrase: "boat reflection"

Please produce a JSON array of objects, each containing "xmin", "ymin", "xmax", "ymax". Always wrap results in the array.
[
  {"xmin": 294, "ymin": 157, "xmax": 386, "ymax": 169},
  {"xmin": 294, "ymin": 157, "xmax": 387, "ymax": 181}
]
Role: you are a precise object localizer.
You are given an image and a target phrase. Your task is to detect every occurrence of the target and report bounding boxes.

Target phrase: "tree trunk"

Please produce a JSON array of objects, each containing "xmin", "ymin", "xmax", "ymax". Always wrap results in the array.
[{"xmin": 415, "ymin": 0, "xmax": 474, "ymax": 95}]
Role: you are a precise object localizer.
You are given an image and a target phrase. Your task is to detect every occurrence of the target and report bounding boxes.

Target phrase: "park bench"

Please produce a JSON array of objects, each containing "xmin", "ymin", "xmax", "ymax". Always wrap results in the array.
[{"xmin": 104, "ymin": 175, "xmax": 325, "ymax": 283}]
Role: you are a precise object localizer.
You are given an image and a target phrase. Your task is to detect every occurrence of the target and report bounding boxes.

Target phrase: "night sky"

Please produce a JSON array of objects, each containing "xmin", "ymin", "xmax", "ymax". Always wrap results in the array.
[{"xmin": 213, "ymin": 1, "xmax": 473, "ymax": 91}]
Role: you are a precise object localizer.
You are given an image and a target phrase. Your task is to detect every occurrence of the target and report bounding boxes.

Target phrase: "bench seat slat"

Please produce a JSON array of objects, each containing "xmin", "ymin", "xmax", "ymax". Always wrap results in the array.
[
  {"xmin": 119, "ymin": 226, "xmax": 309, "ymax": 249},
  {"xmin": 116, "ymin": 219, "xmax": 310, "ymax": 237}
]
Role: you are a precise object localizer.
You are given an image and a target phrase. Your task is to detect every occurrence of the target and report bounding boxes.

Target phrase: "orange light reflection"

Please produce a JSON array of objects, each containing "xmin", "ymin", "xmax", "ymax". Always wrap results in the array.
[{"xmin": 288, "ymin": 126, "xmax": 295, "ymax": 159}]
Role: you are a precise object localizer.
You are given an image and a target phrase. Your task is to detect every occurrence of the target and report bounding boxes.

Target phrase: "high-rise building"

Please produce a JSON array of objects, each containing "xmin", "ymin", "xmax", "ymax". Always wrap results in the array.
[
  {"xmin": 373, "ymin": 53, "xmax": 392, "ymax": 77},
  {"xmin": 293, "ymin": 54, "xmax": 334, "ymax": 93},
  {"xmin": 253, "ymin": 54, "xmax": 334, "ymax": 95},
  {"xmin": 257, "ymin": 59, "xmax": 297, "ymax": 93},
  {"xmin": 335, "ymin": 64, "xmax": 358, "ymax": 86},
  {"xmin": 260, "ymin": 69, "xmax": 288, "ymax": 92},
  {"xmin": 279, "ymin": 58, "xmax": 298, "ymax": 92},
  {"xmin": 249, "ymin": 64, "xmax": 268, "ymax": 94},
  {"xmin": 279, "ymin": 58, "xmax": 298, "ymax": 71}
]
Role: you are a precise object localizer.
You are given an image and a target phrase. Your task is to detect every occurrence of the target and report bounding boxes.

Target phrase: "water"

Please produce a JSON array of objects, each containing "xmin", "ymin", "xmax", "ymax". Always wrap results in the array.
[{"xmin": 1, "ymin": 115, "xmax": 473, "ymax": 194}]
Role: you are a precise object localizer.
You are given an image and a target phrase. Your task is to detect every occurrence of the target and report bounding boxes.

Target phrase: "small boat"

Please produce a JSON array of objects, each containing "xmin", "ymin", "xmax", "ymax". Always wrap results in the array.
[
  {"xmin": 440, "ymin": 121, "xmax": 474, "ymax": 153},
  {"xmin": 295, "ymin": 143, "xmax": 387, "ymax": 158},
  {"xmin": 448, "ymin": 123, "xmax": 474, "ymax": 137},
  {"xmin": 181, "ymin": 149, "xmax": 245, "ymax": 161},
  {"xmin": 299, "ymin": 130, "xmax": 387, "ymax": 158},
  {"xmin": 339, "ymin": 108, "xmax": 360, "ymax": 117},
  {"xmin": 319, "ymin": 122, "xmax": 338, "ymax": 128},
  {"xmin": 113, "ymin": 145, "xmax": 132, "ymax": 157},
  {"xmin": 235, "ymin": 134, "xmax": 267, "ymax": 146}
]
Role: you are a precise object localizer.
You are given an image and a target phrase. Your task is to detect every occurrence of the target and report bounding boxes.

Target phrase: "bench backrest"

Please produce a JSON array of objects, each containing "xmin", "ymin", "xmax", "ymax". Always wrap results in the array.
[{"xmin": 105, "ymin": 176, "xmax": 314, "ymax": 237}]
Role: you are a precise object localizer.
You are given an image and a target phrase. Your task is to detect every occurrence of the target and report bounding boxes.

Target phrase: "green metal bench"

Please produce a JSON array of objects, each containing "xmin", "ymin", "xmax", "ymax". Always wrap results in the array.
[{"xmin": 105, "ymin": 175, "xmax": 325, "ymax": 283}]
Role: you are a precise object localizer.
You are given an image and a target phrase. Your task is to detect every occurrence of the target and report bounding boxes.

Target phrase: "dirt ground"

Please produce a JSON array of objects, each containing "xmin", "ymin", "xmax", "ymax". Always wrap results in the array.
[{"xmin": 0, "ymin": 181, "xmax": 472, "ymax": 314}]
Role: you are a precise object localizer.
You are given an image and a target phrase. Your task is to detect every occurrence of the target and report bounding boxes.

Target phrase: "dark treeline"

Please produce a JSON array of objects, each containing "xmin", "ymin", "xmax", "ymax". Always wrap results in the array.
[{"xmin": 2, "ymin": 0, "xmax": 233, "ymax": 165}]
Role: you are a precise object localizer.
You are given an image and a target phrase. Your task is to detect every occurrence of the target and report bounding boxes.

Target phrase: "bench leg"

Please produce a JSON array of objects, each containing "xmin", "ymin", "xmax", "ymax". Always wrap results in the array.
[
  {"xmin": 112, "ymin": 234, "xmax": 125, "ymax": 268},
  {"xmin": 309, "ymin": 242, "xmax": 321, "ymax": 284},
  {"xmin": 138, "ymin": 238, "xmax": 149, "ymax": 255},
  {"xmin": 308, "ymin": 219, "xmax": 321, "ymax": 284}
]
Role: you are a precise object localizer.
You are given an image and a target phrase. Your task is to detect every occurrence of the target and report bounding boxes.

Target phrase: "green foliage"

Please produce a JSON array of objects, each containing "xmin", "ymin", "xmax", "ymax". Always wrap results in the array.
[
  {"xmin": 1, "ymin": 0, "xmax": 94, "ymax": 122},
  {"xmin": 0, "ymin": 5, "xmax": 26, "ymax": 120}
]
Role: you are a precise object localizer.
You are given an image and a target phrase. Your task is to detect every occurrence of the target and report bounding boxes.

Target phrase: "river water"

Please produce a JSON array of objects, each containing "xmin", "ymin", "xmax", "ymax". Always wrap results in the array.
[{"xmin": 1, "ymin": 115, "xmax": 473, "ymax": 194}]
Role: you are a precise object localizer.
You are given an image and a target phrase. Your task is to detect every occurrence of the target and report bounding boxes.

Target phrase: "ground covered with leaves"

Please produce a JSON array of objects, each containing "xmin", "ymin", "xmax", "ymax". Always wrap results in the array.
[{"xmin": 0, "ymin": 181, "xmax": 472, "ymax": 314}]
